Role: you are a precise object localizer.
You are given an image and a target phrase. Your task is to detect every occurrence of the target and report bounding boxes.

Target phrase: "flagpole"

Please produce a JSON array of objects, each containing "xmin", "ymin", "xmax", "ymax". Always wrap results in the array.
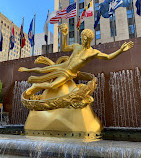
[
  {"xmin": 76, "ymin": 0, "xmax": 79, "ymax": 44},
  {"xmin": 46, "ymin": 9, "xmax": 49, "ymax": 55},
  {"xmin": 93, "ymin": 0, "xmax": 96, "ymax": 45},
  {"xmin": 8, "ymin": 22, "xmax": 13, "ymax": 60},
  {"xmin": 131, "ymin": 0, "xmax": 137, "ymax": 38},
  {"xmin": 20, "ymin": 17, "xmax": 24, "ymax": 58},
  {"xmin": 60, "ymin": 4, "xmax": 62, "ymax": 52},
  {"xmin": 112, "ymin": 13, "xmax": 115, "ymax": 42},
  {"xmin": 33, "ymin": 13, "xmax": 36, "ymax": 56}
]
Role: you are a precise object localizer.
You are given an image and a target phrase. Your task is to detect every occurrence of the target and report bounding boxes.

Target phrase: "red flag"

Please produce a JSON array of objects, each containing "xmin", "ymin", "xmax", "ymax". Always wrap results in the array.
[
  {"xmin": 20, "ymin": 19, "xmax": 25, "ymax": 48},
  {"xmin": 76, "ymin": 0, "xmax": 93, "ymax": 31}
]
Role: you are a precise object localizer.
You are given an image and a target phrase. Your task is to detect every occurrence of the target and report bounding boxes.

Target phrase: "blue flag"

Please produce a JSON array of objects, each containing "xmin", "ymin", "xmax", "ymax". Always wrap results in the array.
[
  {"xmin": 44, "ymin": 11, "xmax": 49, "ymax": 43},
  {"xmin": 10, "ymin": 26, "xmax": 15, "ymax": 50},
  {"xmin": 94, "ymin": 0, "xmax": 130, "ymax": 29},
  {"xmin": 136, "ymin": 0, "xmax": 141, "ymax": 16},
  {"xmin": 94, "ymin": 0, "xmax": 112, "ymax": 29},
  {"xmin": 100, "ymin": 0, "xmax": 112, "ymax": 18},
  {"xmin": 109, "ymin": 0, "xmax": 130, "ymax": 13},
  {"xmin": 0, "ymin": 30, "xmax": 3, "ymax": 51},
  {"xmin": 94, "ymin": 10, "xmax": 101, "ymax": 29},
  {"xmin": 28, "ymin": 19, "xmax": 34, "ymax": 47}
]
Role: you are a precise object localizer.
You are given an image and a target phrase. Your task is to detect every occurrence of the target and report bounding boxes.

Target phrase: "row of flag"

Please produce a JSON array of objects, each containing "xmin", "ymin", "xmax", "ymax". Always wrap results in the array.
[
  {"xmin": 45, "ymin": 0, "xmax": 141, "ymax": 30},
  {"xmin": 0, "ymin": 16, "xmax": 35, "ymax": 57},
  {"xmin": 0, "ymin": 0, "xmax": 140, "ymax": 54}
]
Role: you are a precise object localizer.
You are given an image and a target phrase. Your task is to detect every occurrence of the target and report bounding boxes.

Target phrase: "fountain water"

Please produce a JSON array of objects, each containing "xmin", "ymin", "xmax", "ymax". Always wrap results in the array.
[
  {"xmin": 11, "ymin": 81, "xmax": 31, "ymax": 125},
  {"xmin": 10, "ymin": 68, "xmax": 141, "ymax": 128},
  {"xmin": 0, "ymin": 68, "xmax": 141, "ymax": 157},
  {"xmin": 109, "ymin": 67, "xmax": 141, "ymax": 127}
]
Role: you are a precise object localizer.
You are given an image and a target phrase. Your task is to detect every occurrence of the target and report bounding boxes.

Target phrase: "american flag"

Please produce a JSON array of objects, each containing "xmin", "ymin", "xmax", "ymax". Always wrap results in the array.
[
  {"xmin": 56, "ymin": 3, "xmax": 77, "ymax": 19},
  {"xmin": 46, "ymin": 3, "xmax": 76, "ymax": 24}
]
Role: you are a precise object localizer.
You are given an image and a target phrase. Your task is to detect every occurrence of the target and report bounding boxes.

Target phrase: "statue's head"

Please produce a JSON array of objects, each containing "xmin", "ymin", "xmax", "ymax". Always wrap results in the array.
[{"xmin": 81, "ymin": 29, "xmax": 94, "ymax": 48}]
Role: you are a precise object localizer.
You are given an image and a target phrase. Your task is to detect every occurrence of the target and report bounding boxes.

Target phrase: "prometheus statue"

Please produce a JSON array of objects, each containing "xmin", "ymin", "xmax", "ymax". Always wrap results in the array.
[{"xmin": 18, "ymin": 23, "xmax": 133, "ymax": 135}]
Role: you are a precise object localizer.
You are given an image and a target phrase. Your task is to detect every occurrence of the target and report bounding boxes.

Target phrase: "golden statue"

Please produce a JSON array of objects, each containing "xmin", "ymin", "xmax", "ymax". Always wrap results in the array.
[{"xmin": 19, "ymin": 24, "xmax": 133, "ymax": 138}]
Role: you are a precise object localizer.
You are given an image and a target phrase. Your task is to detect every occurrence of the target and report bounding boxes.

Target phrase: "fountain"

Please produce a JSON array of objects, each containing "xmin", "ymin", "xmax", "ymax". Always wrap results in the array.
[{"xmin": 0, "ymin": 24, "xmax": 141, "ymax": 157}]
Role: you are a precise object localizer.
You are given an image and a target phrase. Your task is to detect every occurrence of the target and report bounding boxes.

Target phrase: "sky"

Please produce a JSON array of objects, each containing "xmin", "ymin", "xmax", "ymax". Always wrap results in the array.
[{"xmin": 0, "ymin": 0, "xmax": 54, "ymax": 34}]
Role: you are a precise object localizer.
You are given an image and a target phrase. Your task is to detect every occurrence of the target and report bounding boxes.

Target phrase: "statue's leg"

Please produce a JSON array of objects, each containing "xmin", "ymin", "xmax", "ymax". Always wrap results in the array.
[
  {"xmin": 19, "ymin": 64, "xmax": 62, "ymax": 74},
  {"xmin": 26, "ymin": 76, "xmax": 67, "ymax": 95},
  {"xmin": 28, "ymin": 71, "xmax": 58, "ymax": 83}
]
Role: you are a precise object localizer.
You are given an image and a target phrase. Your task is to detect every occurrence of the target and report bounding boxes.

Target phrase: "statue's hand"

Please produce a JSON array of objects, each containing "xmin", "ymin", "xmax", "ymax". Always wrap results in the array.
[
  {"xmin": 120, "ymin": 41, "xmax": 134, "ymax": 52},
  {"xmin": 34, "ymin": 56, "xmax": 46, "ymax": 64},
  {"xmin": 59, "ymin": 23, "xmax": 68, "ymax": 36},
  {"xmin": 18, "ymin": 67, "xmax": 28, "ymax": 72}
]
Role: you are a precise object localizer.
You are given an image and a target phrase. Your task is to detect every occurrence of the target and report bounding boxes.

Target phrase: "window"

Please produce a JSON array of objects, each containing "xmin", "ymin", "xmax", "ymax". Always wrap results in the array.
[
  {"xmin": 79, "ymin": 2, "xmax": 84, "ymax": 9},
  {"xmin": 69, "ymin": 18, "xmax": 74, "ymax": 25},
  {"xmin": 69, "ymin": 18, "xmax": 75, "ymax": 39},
  {"xmin": 96, "ymin": 30, "xmax": 101, "ymax": 39},
  {"xmin": 79, "ymin": 8, "xmax": 84, "ymax": 16},
  {"xmin": 58, "ymin": 42, "xmax": 60, "ymax": 51},
  {"xmin": 69, "ymin": 37, "xmax": 75, "ymax": 45},
  {"xmin": 79, "ymin": 21, "xmax": 85, "ymax": 44},
  {"xmin": 69, "ymin": 0, "xmax": 74, "ymax": 5},
  {"xmin": 94, "ymin": 0, "xmax": 101, "ymax": 43},
  {"xmin": 69, "ymin": 31, "xmax": 74, "ymax": 38},
  {"xmin": 110, "ymin": 13, "xmax": 117, "ymax": 37},
  {"xmin": 59, "ymin": 2, "xmax": 61, "ymax": 9},
  {"xmin": 127, "ymin": 9, "xmax": 134, "ymax": 19},
  {"xmin": 79, "ymin": 0, "xmax": 84, "ymax": 16},
  {"xmin": 129, "ymin": 25, "xmax": 134, "ymax": 34},
  {"xmin": 126, "ymin": 0, "xmax": 136, "ymax": 39},
  {"xmin": 95, "ymin": 3, "xmax": 99, "ymax": 11}
]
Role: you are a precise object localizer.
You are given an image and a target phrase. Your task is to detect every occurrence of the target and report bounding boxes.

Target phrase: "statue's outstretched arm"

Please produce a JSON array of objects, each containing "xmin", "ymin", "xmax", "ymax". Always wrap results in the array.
[
  {"xmin": 59, "ymin": 23, "xmax": 74, "ymax": 52},
  {"xmin": 95, "ymin": 41, "xmax": 134, "ymax": 60}
]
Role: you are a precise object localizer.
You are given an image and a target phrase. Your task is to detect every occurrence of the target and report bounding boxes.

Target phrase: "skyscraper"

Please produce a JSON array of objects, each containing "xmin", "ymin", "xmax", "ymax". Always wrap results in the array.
[
  {"xmin": 54, "ymin": 0, "xmax": 141, "ymax": 53},
  {"xmin": 0, "ymin": 13, "xmax": 31, "ymax": 62}
]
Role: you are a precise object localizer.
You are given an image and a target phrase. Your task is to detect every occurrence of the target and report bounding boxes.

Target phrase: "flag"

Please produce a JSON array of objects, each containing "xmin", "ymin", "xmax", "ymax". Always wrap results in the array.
[
  {"xmin": 135, "ymin": 0, "xmax": 141, "ymax": 16},
  {"xmin": 0, "ymin": 29, "xmax": 3, "ymax": 51},
  {"xmin": 66, "ymin": 2, "xmax": 77, "ymax": 18},
  {"xmin": 46, "ymin": 3, "xmax": 77, "ymax": 24},
  {"xmin": 77, "ymin": 0, "xmax": 93, "ymax": 30},
  {"xmin": 94, "ymin": 10, "xmax": 101, "ymax": 29},
  {"xmin": 20, "ymin": 19, "xmax": 25, "ymax": 48},
  {"xmin": 44, "ymin": 10, "xmax": 49, "ymax": 43},
  {"xmin": 100, "ymin": 0, "xmax": 112, "ymax": 18},
  {"xmin": 94, "ymin": 0, "xmax": 111, "ymax": 28},
  {"xmin": 10, "ymin": 26, "xmax": 15, "ymax": 50},
  {"xmin": 46, "ymin": 11, "xmax": 59, "ymax": 24},
  {"xmin": 56, "ymin": 3, "xmax": 77, "ymax": 19},
  {"xmin": 94, "ymin": 0, "xmax": 129, "ymax": 29},
  {"xmin": 28, "ymin": 19, "xmax": 34, "ymax": 47},
  {"xmin": 109, "ymin": 0, "xmax": 130, "ymax": 13}
]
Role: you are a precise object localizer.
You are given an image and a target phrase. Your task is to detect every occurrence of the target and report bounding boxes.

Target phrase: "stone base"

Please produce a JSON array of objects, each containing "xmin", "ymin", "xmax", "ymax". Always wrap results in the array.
[
  {"xmin": 24, "ymin": 105, "xmax": 102, "ymax": 134},
  {"xmin": 0, "ymin": 135, "xmax": 141, "ymax": 158}
]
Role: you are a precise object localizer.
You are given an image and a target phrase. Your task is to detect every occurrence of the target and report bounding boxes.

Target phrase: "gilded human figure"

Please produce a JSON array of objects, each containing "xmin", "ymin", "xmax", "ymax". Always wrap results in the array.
[
  {"xmin": 19, "ymin": 23, "xmax": 133, "ymax": 97},
  {"xmin": 19, "ymin": 24, "xmax": 134, "ymax": 134}
]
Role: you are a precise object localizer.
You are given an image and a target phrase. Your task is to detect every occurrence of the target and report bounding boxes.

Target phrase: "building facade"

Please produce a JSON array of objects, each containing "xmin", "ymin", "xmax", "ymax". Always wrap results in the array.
[
  {"xmin": 54, "ymin": 0, "xmax": 141, "ymax": 53},
  {"xmin": 0, "ymin": 13, "xmax": 32, "ymax": 62},
  {"xmin": 34, "ymin": 32, "xmax": 53, "ymax": 56}
]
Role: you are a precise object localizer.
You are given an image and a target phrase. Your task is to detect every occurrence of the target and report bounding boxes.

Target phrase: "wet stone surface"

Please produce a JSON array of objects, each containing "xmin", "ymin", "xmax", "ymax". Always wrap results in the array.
[{"xmin": 0, "ymin": 134, "xmax": 141, "ymax": 158}]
